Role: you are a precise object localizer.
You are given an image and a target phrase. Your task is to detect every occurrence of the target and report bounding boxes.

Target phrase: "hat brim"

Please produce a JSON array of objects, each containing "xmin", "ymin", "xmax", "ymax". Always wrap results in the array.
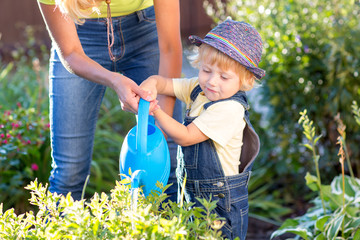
[
  {"xmin": 188, "ymin": 35, "xmax": 204, "ymax": 47},
  {"xmin": 189, "ymin": 35, "xmax": 266, "ymax": 79}
]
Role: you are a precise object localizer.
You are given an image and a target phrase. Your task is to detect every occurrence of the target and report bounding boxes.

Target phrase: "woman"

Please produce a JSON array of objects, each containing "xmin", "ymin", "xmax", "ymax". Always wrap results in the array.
[{"xmin": 37, "ymin": 0, "xmax": 182, "ymax": 200}]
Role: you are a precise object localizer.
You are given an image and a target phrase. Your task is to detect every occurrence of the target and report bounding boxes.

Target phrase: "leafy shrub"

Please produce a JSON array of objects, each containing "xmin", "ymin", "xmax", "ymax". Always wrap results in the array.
[
  {"xmin": 204, "ymin": 0, "xmax": 360, "ymax": 211},
  {"xmin": 271, "ymin": 102, "xmax": 360, "ymax": 239},
  {"xmin": 0, "ymin": 45, "xmax": 135, "ymax": 209},
  {"xmin": 271, "ymin": 175, "xmax": 360, "ymax": 240},
  {"xmin": 0, "ymin": 46, "xmax": 52, "ymax": 213},
  {"xmin": 0, "ymin": 104, "xmax": 51, "ymax": 212},
  {"xmin": 0, "ymin": 179, "xmax": 226, "ymax": 239}
]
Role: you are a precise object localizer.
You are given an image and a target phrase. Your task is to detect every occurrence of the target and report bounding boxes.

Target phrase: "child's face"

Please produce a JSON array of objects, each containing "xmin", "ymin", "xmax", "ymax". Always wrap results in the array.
[{"xmin": 198, "ymin": 61, "xmax": 241, "ymax": 101}]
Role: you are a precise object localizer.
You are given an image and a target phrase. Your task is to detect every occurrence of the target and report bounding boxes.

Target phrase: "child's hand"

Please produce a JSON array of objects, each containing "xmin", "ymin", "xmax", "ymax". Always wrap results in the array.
[
  {"xmin": 149, "ymin": 99, "xmax": 161, "ymax": 116},
  {"xmin": 140, "ymin": 76, "xmax": 159, "ymax": 101}
]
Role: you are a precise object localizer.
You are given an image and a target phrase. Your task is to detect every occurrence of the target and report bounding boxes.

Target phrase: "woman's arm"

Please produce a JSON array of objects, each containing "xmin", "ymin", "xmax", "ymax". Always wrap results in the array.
[
  {"xmin": 37, "ymin": 2, "xmax": 150, "ymax": 113},
  {"xmin": 153, "ymin": 108, "xmax": 208, "ymax": 147},
  {"xmin": 153, "ymin": 0, "xmax": 183, "ymax": 117}
]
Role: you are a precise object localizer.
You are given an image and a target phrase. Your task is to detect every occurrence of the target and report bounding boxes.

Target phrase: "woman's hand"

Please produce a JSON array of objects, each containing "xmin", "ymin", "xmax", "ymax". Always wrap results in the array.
[{"xmin": 113, "ymin": 73, "xmax": 152, "ymax": 113}]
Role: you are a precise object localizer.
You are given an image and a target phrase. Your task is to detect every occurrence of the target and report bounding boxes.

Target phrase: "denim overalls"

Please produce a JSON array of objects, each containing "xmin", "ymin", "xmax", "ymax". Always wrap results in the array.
[{"xmin": 176, "ymin": 85, "xmax": 260, "ymax": 240}]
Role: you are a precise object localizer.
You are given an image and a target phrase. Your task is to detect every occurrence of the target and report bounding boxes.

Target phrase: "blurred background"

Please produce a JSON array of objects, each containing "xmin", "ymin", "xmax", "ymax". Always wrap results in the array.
[
  {"xmin": 1, "ymin": 1, "xmax": 360, "ymax": 239},
  {"xmin": 0, "ymin": 0, "xmax": 213, "ymax": 61}
]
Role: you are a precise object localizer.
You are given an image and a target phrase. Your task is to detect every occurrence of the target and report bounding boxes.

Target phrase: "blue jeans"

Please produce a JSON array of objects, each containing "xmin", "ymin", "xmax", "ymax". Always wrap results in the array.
[{"xmin": 48, "ymin": 6, "xmax": 181, "ymax": 200}]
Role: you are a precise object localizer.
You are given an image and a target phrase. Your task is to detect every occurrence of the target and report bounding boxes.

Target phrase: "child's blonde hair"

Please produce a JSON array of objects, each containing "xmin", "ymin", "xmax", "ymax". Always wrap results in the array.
[
  {"xmin": 55, "ymin": 0, "xmax": 103, "ymax": 24},
  {"xmin": 192, "ymin": 44, "xmax": 256, "ymax": 91}
]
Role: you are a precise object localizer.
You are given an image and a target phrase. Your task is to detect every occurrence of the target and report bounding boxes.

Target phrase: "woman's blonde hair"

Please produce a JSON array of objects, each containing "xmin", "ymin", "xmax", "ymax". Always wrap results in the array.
[
  {"xmin": 55, "ymin": 0, "xmax": 103, "ymax": 24},
  {"xmin": 191, "ymin": 44, "xmax": 256, "ymax": 91}
]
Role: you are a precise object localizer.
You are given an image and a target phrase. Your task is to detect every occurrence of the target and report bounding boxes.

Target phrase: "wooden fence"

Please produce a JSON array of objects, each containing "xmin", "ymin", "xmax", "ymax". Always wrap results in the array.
[{"xmin": 0, "ymin": 0, "xmax": 214, "ymax": 60}]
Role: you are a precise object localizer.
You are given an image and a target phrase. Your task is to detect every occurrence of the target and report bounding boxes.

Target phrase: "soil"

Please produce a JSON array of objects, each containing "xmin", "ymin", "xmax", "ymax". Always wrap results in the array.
[{"xmin": 247, "ymin": 217, "xmax": 296, "ymax": 240}]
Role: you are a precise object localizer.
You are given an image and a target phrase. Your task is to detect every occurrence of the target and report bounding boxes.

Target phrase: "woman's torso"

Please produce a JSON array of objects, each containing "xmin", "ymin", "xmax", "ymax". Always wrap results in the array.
[{"xmin": 38, "ymin": 0, "xmax": 154, "ymax": 18}]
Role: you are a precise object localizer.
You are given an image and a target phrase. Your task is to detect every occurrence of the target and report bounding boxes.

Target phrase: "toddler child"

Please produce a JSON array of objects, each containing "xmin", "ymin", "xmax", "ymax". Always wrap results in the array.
[{"xmin": 141, "ymin": 19, "xmax": 265, "ymax": 240}]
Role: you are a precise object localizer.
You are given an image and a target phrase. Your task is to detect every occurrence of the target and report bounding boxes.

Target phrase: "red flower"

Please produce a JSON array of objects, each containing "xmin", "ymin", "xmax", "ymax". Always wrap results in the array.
[{"xmin": 31, "ymin": 163, "xmax": 39, "ymax": 171}]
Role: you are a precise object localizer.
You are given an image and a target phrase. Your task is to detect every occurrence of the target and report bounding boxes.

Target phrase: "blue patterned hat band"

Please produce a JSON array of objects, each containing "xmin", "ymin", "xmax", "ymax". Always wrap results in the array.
[{"xmin": 189, "ymin": 19, "xmax": 266, "ymax": 80}]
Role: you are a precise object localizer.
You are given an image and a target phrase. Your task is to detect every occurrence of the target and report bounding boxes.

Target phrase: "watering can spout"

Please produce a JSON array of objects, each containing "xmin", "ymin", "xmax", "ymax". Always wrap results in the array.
[{"xmin": 119, "ymin": 99, "xmax": 170, "ymax": 196}]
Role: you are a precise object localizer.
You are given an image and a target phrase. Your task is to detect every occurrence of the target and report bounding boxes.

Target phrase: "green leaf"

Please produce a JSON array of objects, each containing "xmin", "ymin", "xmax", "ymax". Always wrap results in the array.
[
  {"xmin": 321, "ymin": 185, "xmax": 342, "ymax": 209},
  {"xmin": 192, "ymin": 208, "xmax": 206, "ymax": 218},
  {"xmin": 0, "ymin": 62, "xmax": 14, "ymax": 81},
  {"xmin": 271, "ymin": 227, "xmax": 313, "ymax": 240},
  {"xmin": 278, "ymin": 218, "xmax": 300, "ymax": 228},
  {"xmin": 347, "ymin": 217, "xmax": 360, "ymax": 229},
  {"xmin": 326, "ymin": 214, "xmax": 344, "ymax": 240},
  {"xmin": 302, "ymin": 143, "xmax": 314, "ymax": 151},
  {"xmin": 314, "ymin": 233, "xmax": 326, "ymax": 240},
  {"xmin": 305, "ymin": 172, "xmax": 319, "ymax": 191},
  {"xmin": 313, "ymin": 135, "xmax": 322, "ymax": 145},
  {"xmin": 315, "ymin": 215, "xmax": 330, "ymax": 231},
  {"xmin": 353, "ymin": 228, "xmax": 360, "ymax": 240},
  {"xmin": 92, "ymin": 218, "xmax": 100, "ymax": 236},
  {"xmin": 330, "ymin": 175, "xmax": 359, "ymax": 199}
]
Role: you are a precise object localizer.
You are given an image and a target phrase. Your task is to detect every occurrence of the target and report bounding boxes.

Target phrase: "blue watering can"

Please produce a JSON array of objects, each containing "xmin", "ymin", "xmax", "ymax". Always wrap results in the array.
[{"xmin": 119, "ymin": 99, "xmax": 170, "ymax": 196}]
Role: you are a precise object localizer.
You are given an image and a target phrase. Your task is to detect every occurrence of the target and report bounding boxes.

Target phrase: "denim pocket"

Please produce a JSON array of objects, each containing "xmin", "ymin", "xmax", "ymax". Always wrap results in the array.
[
  {"xmin": 182, "ymin": 144, "xmax": 198, "ymax": 169},
  {"xmin": 142, "ymin": 6, "xmax": 155, "ymax": 22},
  {"xmin": 219, "ymin": 201, "xmax": 249, "ymax": 240},
  {"xmin": 201, "ymin": 190, "xmax": 249, "ymax": 240}
]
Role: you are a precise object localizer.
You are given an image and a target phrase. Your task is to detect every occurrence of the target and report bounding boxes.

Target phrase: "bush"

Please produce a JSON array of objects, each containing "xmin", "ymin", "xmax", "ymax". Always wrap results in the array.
[
  {"xmin": 0, "ymin": 42, "xmax": 52, "ymax": 212},
  {"xmin": 0, "ymin": 179, "xmax": 226, "ymax": 239},
  {"xmin": 0, "ymin": 45, "xmax": 135, "ymax": 210},
  {"xmin": 271, "ymin": 175, "xmax": 360, "ymax": 240},
  {"xmin": 0, "ymin": 104, "xmax": 51, "ymax": 213},
  {"xmin": 204, "ymin": 0, "xmax": 360, "ymax": 210},
  {"xmin": 270, "ymin": 102, "xmax": 360, "ymax": 239}
]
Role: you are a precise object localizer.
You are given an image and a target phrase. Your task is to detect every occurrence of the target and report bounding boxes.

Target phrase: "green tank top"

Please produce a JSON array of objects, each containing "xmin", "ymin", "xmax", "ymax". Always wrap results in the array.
[{"xmin": 38, "ymin": 0, "xmax": 154, "ymax": 18}]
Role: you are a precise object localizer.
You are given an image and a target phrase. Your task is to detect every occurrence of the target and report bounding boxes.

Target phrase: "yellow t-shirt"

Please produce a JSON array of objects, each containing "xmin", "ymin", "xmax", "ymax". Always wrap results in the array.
[
  {"xmin": 38, "ymin": 0, "xmax": 153, "ymax": 18},
  {"xmin": 173, "ymin": 77, "xmax": 246, "ymax": 176}
]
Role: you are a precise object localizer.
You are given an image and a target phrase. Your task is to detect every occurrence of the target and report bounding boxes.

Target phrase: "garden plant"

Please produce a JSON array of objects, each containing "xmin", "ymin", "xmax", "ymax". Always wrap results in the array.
[
  {"xmin": 0, "ymin": 102, "xmax": 50, "ymax": 213},
  {"xmin": 0, "ymin": 178, "xmax": 227, "ymax": 239},
  {"xmin": 1, "ymin": 0, "xmax": 360, "ymax": 238},
  {"xmin": 0, "ymin": 51, "xmax": 51, "ymax": 213},
  {"xmin": 271, "ymin": 103, "xmax": 360, "ymax": 239},
  {"xmin": 0, "ymin": 26, "xmax": 136, "ymax": 210}
]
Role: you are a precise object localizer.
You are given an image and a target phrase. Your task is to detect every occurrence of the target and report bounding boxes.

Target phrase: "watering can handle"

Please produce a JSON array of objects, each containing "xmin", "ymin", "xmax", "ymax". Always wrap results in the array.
[{"xmin": 137, "ymin": 98, "xmax": 150, "ymax": 156}]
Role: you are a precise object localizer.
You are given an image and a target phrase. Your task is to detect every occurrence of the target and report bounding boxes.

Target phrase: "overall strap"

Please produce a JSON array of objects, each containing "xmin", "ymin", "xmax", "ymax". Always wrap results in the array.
[
  {"xmin": 190, "ymin": 86, "xmax": 250, "ymax": 112},
  {"xmin": 189, "ymin": 85, "xmax": 203, "ymax": 102},
  {"xmin": 204, "ymin": 91, "xmax": 250, "ymax": 111},
  {"xmin": 200, "ymin": 89, "xmax": 260, "ymax": 173}
]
